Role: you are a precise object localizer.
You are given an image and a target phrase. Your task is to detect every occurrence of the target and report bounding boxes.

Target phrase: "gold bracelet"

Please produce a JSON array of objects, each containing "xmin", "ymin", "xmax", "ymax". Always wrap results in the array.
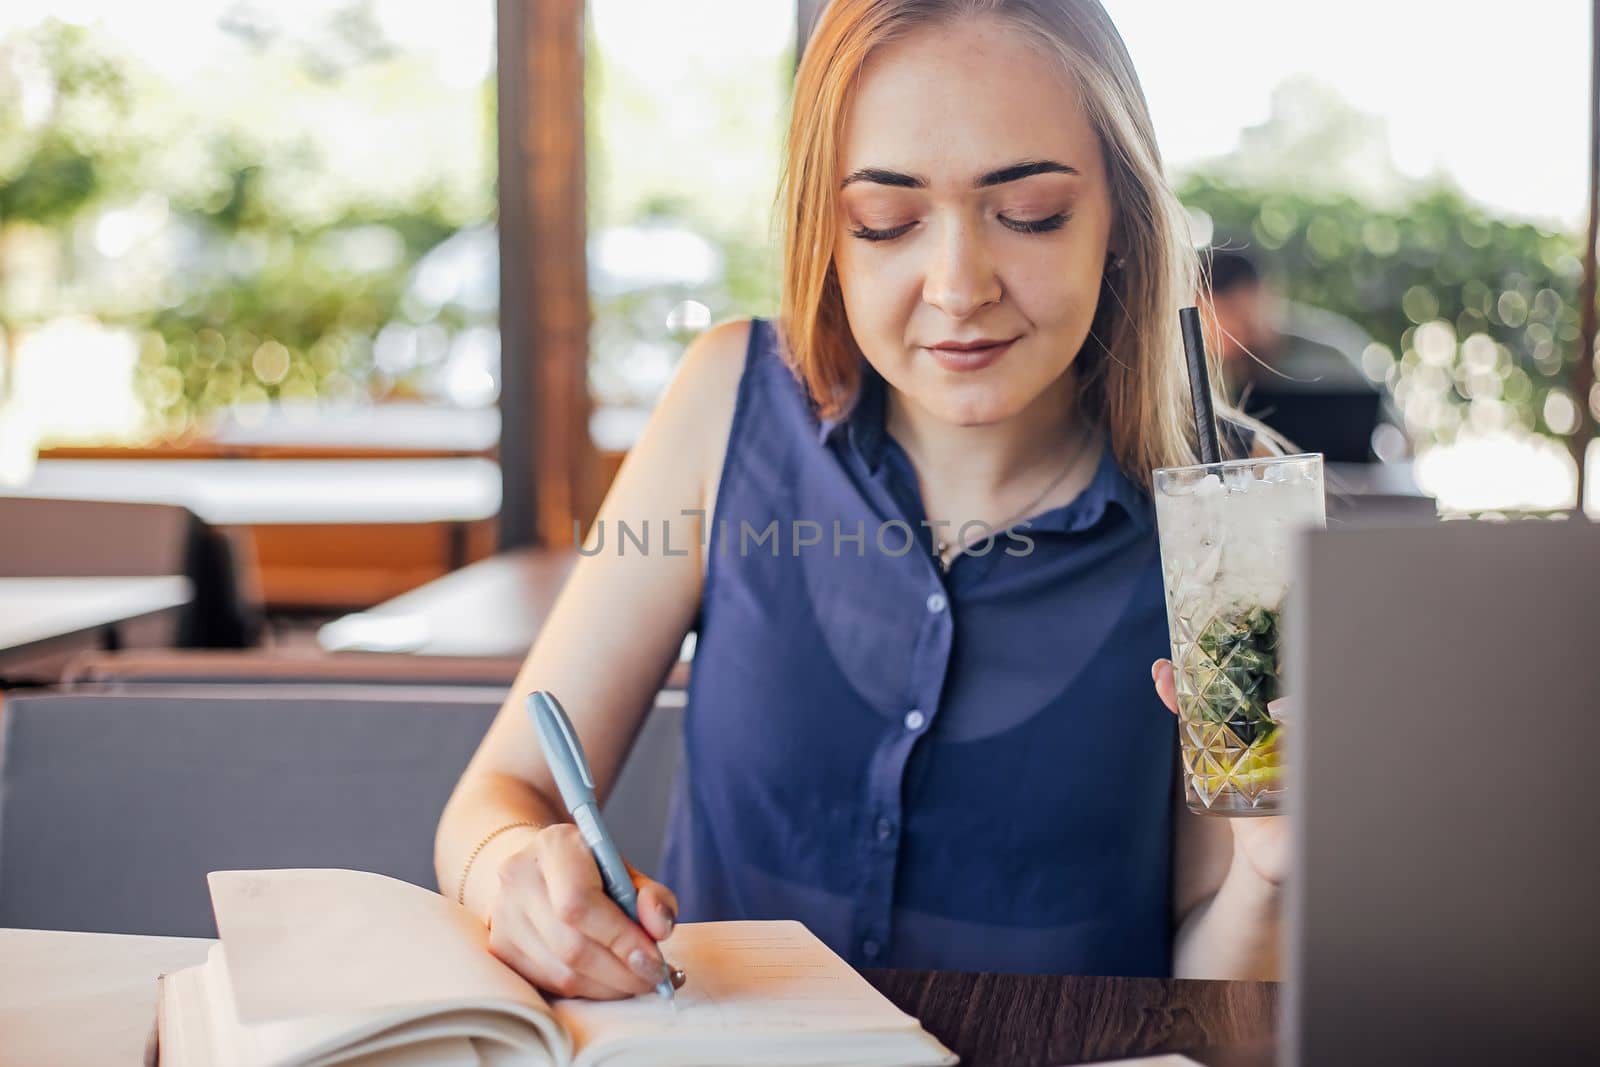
[{"xmin": 456, "ymin": 821, "xmax": 543, "ymax": 906}]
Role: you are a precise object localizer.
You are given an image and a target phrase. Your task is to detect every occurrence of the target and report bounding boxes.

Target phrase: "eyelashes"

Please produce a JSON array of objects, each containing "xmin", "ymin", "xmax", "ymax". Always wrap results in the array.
[
  {"xmin": 999, "ymin": 212, "xmax": 1072, "ymax": 236},
  {"xmin": 848, "ymin": 221, "xmax": 916, "ymax": 243},
  {"xmin": 848, "ymin": 212, "xmax": 1072, "ymax": 243}
]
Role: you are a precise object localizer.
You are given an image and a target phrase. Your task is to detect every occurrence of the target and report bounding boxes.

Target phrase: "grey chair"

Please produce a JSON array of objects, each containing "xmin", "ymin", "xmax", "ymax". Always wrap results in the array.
[
  {"xmin": 59, "ymin": 648, "xmax": 691, "ymax": 692},
  {"xmin": 0, "ymin": 495, "xmax": 261, "ymax": 647},
  {"xmin": 0, "ymin": 686, "xmax": 684, "ymax": 936},
  {"xmin": 60, "ymin": 649, "xmax": 524, "ymax": 689},
  {"xmin": 0, "ymin": 496, "xmax": 191, "ymax": 578}
]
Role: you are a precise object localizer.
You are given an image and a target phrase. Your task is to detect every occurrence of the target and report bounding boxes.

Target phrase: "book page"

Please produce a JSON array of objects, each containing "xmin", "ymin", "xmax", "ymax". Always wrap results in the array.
[
  {"xmin": 162, "ymin": 943, "xmax": 550, "ymax": 1067},
  {"xmin": 207, "ymin": 869, "xmax": 552, "ymax": 1029},
  {"xmin": 553, "ymin": 921, "xmax": 940, "ymax": 1055}
]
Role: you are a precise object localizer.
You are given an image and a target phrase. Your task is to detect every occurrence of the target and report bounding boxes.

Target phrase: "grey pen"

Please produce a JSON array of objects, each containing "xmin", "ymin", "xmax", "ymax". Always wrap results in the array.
[{"xmin": 525, "ymin": 690, "xmax": 677, "ymax": 1003}]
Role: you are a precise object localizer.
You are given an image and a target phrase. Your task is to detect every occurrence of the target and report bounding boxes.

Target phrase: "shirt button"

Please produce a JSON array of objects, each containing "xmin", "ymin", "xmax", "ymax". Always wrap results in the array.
[
  {"xmin": 904, "ymin": 709, "xmax": 926, "ymax": 731},
  {"xmin": 861, "ymin": 939, "xmax": 881, "ymax": 960},
  {"xmin": 925, "ymin": 592, "xmax": 947, "ymax": 614},
  {"xmin": 875, "ymin": 817, "xmax": 894, "ymax": 841}
]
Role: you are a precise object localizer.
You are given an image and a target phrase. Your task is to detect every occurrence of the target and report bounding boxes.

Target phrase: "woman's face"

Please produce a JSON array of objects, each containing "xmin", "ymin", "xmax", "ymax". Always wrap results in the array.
[{"xmin": 833, "ymin": 17, "xmax": 1115, "ymax": 428}]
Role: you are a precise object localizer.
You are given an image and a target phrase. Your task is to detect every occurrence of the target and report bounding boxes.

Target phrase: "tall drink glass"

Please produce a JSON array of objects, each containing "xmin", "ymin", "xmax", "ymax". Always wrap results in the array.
[{"xmin": 1153, "ymin": 453, "xmax": 1325, "ymax": 815}]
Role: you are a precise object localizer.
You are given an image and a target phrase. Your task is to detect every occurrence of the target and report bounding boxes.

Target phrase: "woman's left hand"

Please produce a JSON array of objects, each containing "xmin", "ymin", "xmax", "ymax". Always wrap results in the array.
[{"xmin": 1152, "ymin": 659, "xmax": 1289, "ymax": 887}]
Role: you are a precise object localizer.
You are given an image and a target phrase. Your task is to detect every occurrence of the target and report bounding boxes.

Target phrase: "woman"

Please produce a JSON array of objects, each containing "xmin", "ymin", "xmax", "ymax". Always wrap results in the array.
[{"xmin": 435, "ymin": 0, "xmax": 1285, "ymax": 998}]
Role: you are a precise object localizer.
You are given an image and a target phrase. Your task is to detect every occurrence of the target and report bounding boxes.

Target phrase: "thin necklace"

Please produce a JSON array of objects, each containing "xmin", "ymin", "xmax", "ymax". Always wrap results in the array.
[{"xmin": 932, "ymin": 422, "xmax": 1097, "ymax": 573}]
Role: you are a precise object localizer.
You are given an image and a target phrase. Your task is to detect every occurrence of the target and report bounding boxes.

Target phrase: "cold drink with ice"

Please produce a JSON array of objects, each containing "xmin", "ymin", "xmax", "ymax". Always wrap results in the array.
[{"xmin": 1153, "ymin": 453, "xmax": 1325, "ymax": 815}]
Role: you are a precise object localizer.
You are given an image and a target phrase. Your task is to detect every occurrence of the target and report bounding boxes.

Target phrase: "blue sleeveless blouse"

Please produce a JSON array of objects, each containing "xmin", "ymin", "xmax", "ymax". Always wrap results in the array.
[{"xmin": 658, "ymin": 318, "xmax": 1177, "ymax": 976}]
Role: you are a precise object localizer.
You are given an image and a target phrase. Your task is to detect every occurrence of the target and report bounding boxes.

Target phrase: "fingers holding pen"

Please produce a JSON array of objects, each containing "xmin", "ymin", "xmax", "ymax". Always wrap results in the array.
[
  {"xmin": 531, "ymin": 906, "xmax": 657, "ymax": 998},
  {"xmin": 519, "ymin": 691, "xmax": 683, "ymax": 997},
  {"xmin": 487, "ymin": 897, "xmax": 627, "ymax": 1000},
  {"xmin": 624, "ymin": 860, "xmax": 684, "ymax": 989},
  {"xmin": 627, "ymin": 860, "xmax": 679, "ymax": 943},
  {"xmin": 486, "ymin": 825, "xmax": 659, "ymax": 998},
  {"xmin": 534, "ymin": 826, "xmax": 661, "ymax": 994}
]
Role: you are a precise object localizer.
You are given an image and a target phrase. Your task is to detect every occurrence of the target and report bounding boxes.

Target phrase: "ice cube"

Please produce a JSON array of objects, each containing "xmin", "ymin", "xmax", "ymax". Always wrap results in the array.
[{"xmin": 1189, "ymin": 533, "xmax": 1223, "ymax": 586}]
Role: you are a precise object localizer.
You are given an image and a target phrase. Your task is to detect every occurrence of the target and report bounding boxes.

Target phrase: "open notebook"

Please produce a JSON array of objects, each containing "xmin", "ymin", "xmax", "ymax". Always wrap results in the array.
[{"xmin": 157, "ymin": 868, "xmax": 958, "ymax": 1067}]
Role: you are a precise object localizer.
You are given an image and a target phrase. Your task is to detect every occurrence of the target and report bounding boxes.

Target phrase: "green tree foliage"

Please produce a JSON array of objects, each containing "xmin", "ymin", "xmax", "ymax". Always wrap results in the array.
[
  {"xmin": 1179, "ymin": 176, "xmax": 1586, "ymax": 447},
  {"xmin": 5, "ymin": 15, "xmax": 1588, "ymax": 456},
  {"xmin": 0, "ymin": 22, "xmax": 136, "ymax": 227},
  {"xmin": 0, "ymin": 13, "xmax": 491, "ymax": 438}
]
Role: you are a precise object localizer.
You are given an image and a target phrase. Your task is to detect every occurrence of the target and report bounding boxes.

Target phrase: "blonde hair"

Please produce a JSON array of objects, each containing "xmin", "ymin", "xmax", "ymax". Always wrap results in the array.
[{"xmin": 778, "ymin": 0, "xmax": 1236, "ymax": 490}]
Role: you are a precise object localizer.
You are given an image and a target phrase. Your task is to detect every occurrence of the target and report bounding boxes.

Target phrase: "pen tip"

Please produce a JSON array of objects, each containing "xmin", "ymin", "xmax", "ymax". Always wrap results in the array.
[{"xmin": 654, "ymin": 960, "xmax": 684, "ymax": 1004}]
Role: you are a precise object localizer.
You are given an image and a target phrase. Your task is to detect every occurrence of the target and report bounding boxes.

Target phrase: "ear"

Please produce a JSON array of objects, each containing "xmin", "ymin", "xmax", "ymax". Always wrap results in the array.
[{"xmin": 1104, "ymin": 216, "xmax": 1128, "ymax": 271}]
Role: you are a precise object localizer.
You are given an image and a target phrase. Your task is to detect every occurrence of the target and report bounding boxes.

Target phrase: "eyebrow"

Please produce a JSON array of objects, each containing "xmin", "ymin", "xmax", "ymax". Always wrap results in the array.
[{"xmin": 839, "ymin": 159, "xmax": 1080, "ymax": 190}]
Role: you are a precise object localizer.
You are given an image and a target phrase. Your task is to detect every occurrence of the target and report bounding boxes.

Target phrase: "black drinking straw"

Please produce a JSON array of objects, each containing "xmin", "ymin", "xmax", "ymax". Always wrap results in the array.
[{"xmin": 1178, "ymin": 306, "xmax": 1222, "ymax": 466}]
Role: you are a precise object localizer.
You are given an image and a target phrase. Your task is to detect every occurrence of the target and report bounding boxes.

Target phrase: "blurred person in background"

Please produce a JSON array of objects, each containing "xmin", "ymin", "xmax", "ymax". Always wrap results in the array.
[
  {"xmin": 1201, "ymin": 246, "xmax": 1388, "ymax": 462},
  {"xmin": 1200, "ymin": 248, "xmax": 1274, "ymax": 397},
  {"xmin": 438, "ymin": 0, "xmax": 1287, "ymax": 1000}
]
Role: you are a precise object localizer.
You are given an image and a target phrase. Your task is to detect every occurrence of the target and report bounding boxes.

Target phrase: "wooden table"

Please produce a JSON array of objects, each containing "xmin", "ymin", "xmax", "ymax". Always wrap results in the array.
[
  {"xmin": 0, "ymin": 928, "xmax": 205, "ymax": 1067},
  {"xmin": 316, "ymin": 547, "xmax": 694, "ymax": 688},
  {"xmin": 318, "ymin": 547, "xmax": 577, "ymax": 658},
  {"xmin": 865, "ymin": 970, "xmax": 1276, "ymax": 1067},
  {"xmin": 0, "ymin": 927, "xmax": 1276, "ymax": 1067},
  {"xmin": 0, "ymin": 576, "xmax": 193, "ymax": 675}
]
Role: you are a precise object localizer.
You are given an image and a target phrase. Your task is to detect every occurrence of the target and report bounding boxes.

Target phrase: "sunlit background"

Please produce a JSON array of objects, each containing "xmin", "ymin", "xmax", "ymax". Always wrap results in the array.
[
  {"xmin": 1109, "ymin": 0, "xmax": 1595, "ymax": 515},
  {"xmin": 0, "ymin": 0, "xmax": 1595, "ymax": 515}
]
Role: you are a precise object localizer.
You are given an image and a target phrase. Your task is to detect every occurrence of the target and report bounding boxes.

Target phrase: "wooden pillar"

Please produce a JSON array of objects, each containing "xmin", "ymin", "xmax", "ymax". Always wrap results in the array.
[{"xmin": 497, "ymin": 0, "xmax": 596, "ymax": 550}]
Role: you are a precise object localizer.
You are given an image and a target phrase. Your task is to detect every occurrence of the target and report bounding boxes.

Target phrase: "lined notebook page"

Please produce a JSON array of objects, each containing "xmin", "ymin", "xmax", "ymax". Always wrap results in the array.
[{"xmin": 553, "ymin": 921, "xmax": 926, "ymax": 1047}]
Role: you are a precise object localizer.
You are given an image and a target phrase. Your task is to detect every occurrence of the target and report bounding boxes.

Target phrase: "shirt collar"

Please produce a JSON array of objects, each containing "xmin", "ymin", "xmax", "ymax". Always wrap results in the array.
[
  {"xmin": 818, "ymin": 362, "xmax": 1154, "ymax": 532},
  {"xmin": 816, "ymin": 360, "xmax": 890, "ymax": 472},
  {"xmin": 1041, "ymin": 438, "xmax": 1154, "ymax": 534}
]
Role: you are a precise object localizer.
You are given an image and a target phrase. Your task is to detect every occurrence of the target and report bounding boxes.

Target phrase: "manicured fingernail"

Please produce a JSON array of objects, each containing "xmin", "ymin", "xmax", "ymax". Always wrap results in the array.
[
  {"xmin": 627, "ymin": 949, "xmax": 661, "ymax": 980},
  {"xmin": 657, "ymin": 903, "xmax": 676, "ymax": 937},
  {"xmin": 669, "ymin": 965, "xmax": 687, "ymax": 989}
]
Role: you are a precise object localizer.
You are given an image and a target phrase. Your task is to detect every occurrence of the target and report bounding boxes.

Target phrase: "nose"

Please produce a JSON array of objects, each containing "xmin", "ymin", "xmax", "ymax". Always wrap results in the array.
[{"xmin": 921, "ymin": 216, "xmax": 1001, "ymax": 319}]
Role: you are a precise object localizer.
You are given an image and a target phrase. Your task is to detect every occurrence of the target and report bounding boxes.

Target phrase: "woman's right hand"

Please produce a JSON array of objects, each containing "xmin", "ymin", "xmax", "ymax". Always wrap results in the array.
[{"xmin": 485, "ymin": 823, "xmax": 679, "ymax": 999}]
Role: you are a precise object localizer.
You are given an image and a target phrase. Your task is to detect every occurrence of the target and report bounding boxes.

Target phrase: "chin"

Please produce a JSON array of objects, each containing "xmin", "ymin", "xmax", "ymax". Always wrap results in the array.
[{"xmin": 924, "ymin": 385, "xmax": 1030, "ymax": 428}]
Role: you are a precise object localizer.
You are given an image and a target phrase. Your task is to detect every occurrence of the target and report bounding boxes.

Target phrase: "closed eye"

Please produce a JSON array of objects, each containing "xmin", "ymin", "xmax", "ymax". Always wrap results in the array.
[
  {"xmin": 999, "ymin": 211, "xmax": 1071, "ymax": 234},
  {"xmin": 848, "ymin": 212, "xmax": 1072, "ymax": 243},
  {"xmin": 848, "ymin": 221, "xmax": 916, "ymax": 243}
]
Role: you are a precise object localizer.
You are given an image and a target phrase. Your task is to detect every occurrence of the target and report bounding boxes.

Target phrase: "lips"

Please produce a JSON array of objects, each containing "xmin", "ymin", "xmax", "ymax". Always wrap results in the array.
[{"xmin": 922, "ymin": 337, "xmax": 1018, "ymax": 372}]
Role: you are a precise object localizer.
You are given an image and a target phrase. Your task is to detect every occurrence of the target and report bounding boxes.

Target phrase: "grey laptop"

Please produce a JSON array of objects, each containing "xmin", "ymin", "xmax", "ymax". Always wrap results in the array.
[{"xmin": 1284, "ymin": 519, "xmax": 1599, "ymax": 1066}]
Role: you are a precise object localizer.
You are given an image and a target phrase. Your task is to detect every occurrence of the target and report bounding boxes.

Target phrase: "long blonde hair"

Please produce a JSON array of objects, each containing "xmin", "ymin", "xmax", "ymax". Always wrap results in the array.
[{"xmin": 778, "ymin": 0, "xmax": 1225, "ymax": 489}]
